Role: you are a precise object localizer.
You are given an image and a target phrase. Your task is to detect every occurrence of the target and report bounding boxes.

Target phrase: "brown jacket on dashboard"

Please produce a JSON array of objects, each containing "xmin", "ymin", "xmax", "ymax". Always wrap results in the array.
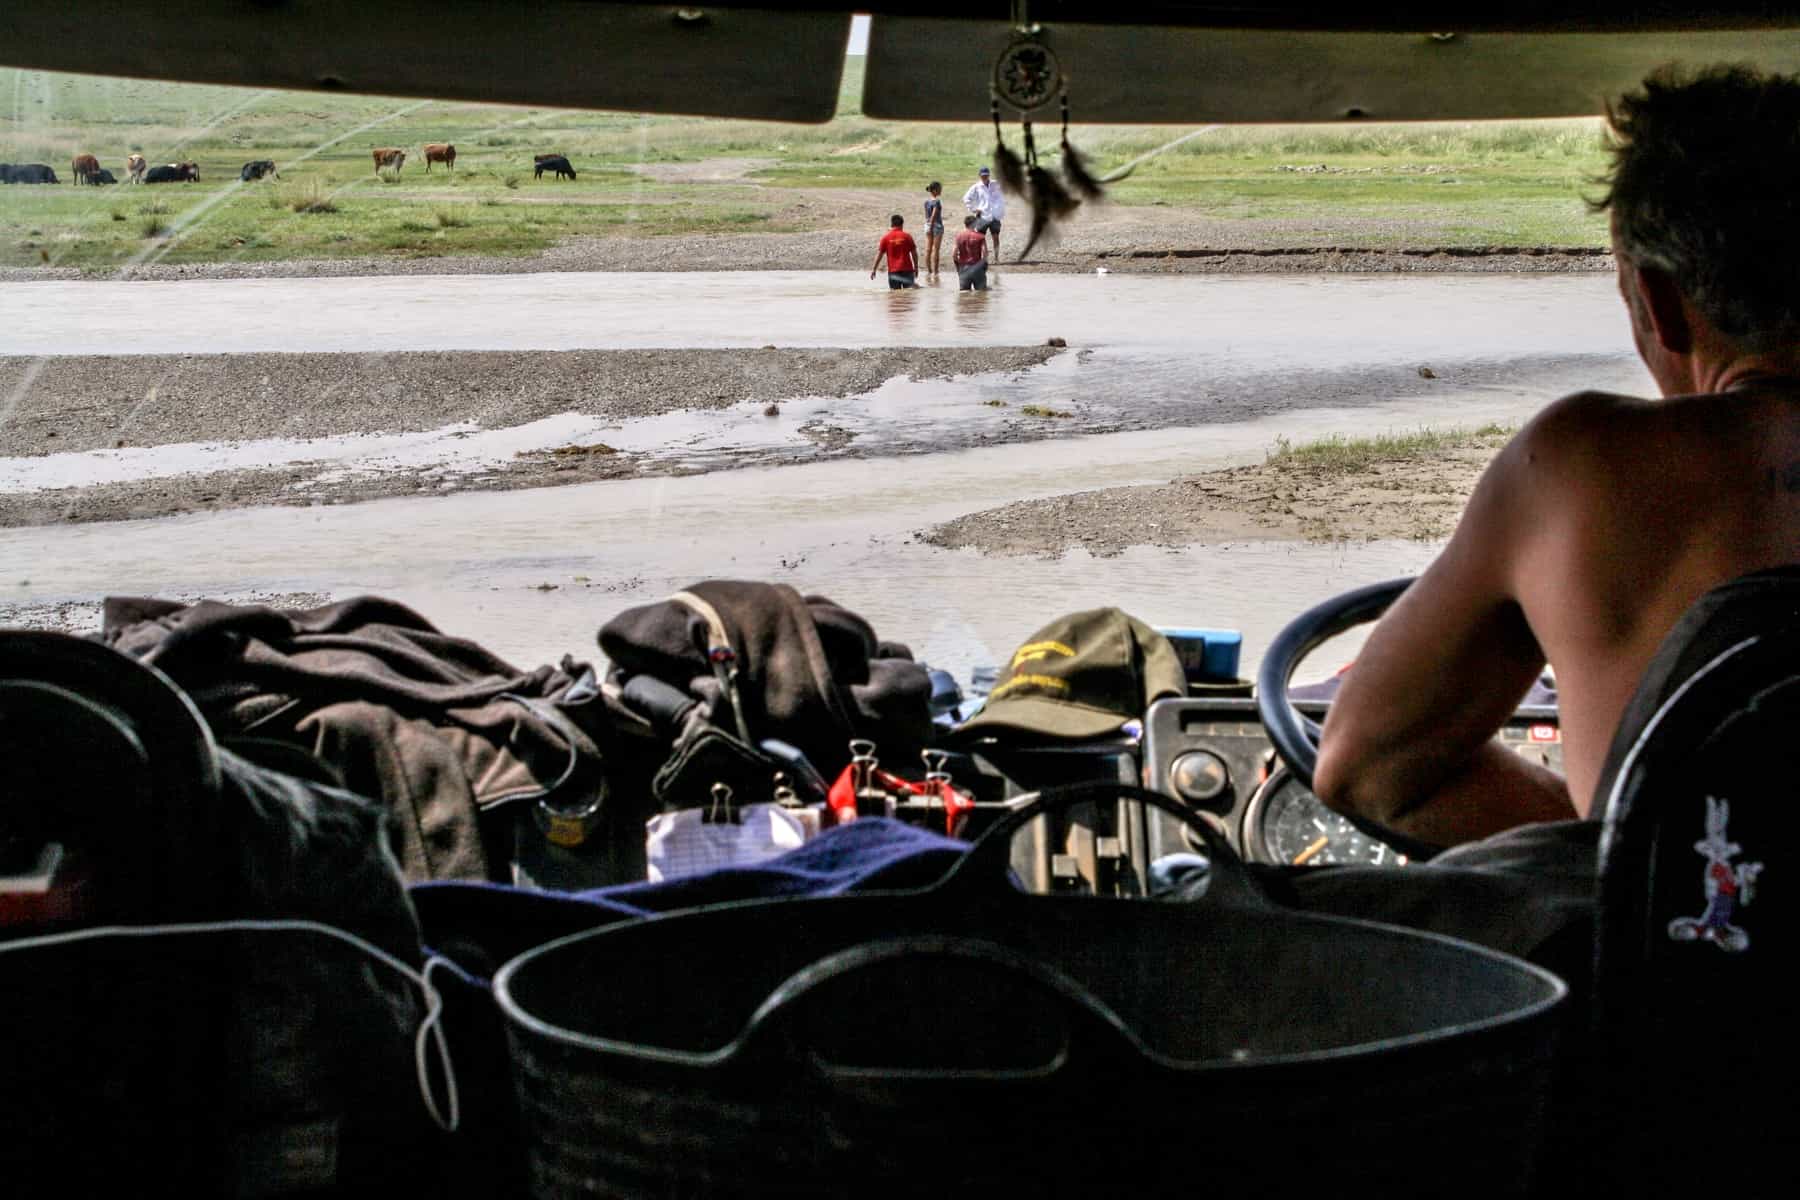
[{"xmin": 103, "ymin": 595, "xmax": 613, "ymax": 881}]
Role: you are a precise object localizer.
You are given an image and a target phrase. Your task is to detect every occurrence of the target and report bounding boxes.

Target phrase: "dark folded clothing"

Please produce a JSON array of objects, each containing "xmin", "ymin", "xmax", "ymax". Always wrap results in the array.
[
  {"xmin": 101, "ymin": 594, "xmax": 614, "ymax": 882},
  {"xmin": 1258, "ymin": 819, "xmax": 1599, "ymax": 986},
  {"xmin": 411, "ymin": 817, "xmax": 968, "ymax": 973},
  {"xmin": 600, "ymin": 580, "xmax": 934, "ymax": 784}
]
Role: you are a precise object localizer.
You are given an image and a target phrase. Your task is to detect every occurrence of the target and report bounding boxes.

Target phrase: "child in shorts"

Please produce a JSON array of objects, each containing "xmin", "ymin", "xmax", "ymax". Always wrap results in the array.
[{"xmin": 923, "ymin": 182, "xmax": 945, "ymax": 279}]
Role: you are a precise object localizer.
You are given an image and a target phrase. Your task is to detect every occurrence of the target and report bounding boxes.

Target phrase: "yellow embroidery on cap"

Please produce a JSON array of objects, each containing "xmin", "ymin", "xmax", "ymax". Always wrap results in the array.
[
  {"xmin": 1010, "ymin": 641, "xmax": 1075, "ymax": 669},
  {"xmin": 991, "ymin": 673, "xmax": 1071, "ymax": 699}
]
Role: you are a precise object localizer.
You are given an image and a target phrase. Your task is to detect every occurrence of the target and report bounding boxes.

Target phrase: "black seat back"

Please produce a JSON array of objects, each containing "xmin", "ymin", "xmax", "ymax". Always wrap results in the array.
[
  {"xmin": 1584, "ymin": 569, "xmax": 1800, "ymax": 1192},
  {"xmin": 0, "ymin": 631, "xmax": 231, "ymax": 1189}
]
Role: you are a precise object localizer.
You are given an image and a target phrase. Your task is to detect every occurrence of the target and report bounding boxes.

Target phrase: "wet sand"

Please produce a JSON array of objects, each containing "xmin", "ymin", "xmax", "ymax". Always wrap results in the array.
[
  {"xmin": 925, "ymin": 429, "xmax": 1511, "ymax": 555},
  {"xmin": 1, "ymin": 345, "xmax": 1640, "ymax": 529},
  {"xmin": 0, "ymin": 346, "xmax": 1059, "ymax": 525}
]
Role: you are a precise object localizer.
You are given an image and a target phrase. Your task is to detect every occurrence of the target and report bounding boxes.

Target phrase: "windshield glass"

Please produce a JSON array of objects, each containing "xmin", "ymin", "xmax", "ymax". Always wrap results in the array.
[{"xmin": 0, "ymin": 17, "xmax": 1643, "ymax": 687}]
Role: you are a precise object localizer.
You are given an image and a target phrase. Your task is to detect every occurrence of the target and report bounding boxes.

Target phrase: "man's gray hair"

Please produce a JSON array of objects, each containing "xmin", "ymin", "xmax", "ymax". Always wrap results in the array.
[{"xmin": 1597, "ymin": 65, "xmax": 1800, "ymax": 351}]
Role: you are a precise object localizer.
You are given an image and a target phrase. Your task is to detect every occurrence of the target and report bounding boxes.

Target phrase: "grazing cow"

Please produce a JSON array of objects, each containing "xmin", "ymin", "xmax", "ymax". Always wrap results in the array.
[
  {"xmin": 372, "ymin": 147, "xmax": 405, "ymax": 175},
  {"xmin": 71, "ymin": 153, "xmax": 100, "ymax": 184},
  {"xmin": 422, "ymin": 143, "xmax": 455, "ymax": 172},
  {"xmin": 126, "ymin": 153, "xmax": 146, "ymax": 183},
  {"xmin": 239, "ymin": 159, "xmax": 279, "ymax": 182},
  {"xmin": 534, "ymin": 154, "xmax": 576, "ymax": 181},
  {"xmin": 144, "ymin": 161, "xmax": 198, "ymax": 183},
  {"xmin": 0, "ymin": 163, "xmax": 59, "ymax": 184},
  {"xmin": 91, "ymin": 168, "xmax": 117, "ymax": 185}
]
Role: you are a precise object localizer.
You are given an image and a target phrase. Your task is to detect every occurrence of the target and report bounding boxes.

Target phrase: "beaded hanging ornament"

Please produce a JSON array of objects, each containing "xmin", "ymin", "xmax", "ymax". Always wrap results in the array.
[{"xmin": 990, "ymin": 7, "xmax": 1109, "ymax": 261}]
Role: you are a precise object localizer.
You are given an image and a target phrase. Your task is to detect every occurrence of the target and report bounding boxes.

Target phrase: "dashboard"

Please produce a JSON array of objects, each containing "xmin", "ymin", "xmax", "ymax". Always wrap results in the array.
[{"xmin": 1141, "ymin": 697, "xmax": 1563, "ymax": 868}]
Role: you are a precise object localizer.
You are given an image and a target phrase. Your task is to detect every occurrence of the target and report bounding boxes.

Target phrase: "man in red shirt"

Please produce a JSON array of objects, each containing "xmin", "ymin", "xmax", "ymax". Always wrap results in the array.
[
  {"xmin": 952, "ymin": 213, "xmax": 988, "ymax": 291},
  {"xmin": 869, "ymin": 214, "xmax": 918, "ymax": 289}
]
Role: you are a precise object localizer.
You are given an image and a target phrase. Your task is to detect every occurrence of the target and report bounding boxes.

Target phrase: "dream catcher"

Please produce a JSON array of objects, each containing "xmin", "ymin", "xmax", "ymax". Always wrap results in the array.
[{"xmin": 989, "ymin": 2, "xmax": 1116, "ymax": 260}]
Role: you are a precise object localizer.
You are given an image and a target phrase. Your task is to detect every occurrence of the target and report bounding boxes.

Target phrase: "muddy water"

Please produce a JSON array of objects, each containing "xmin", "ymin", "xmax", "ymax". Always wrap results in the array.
[
  {"xmin": 1, "ymin": 270, "xmax": 1644, "ymax": 494},
  {"xmin": 3, "ymin": 392, "xmax": 1546, "ymax": 680},
  {"xmin": 1, "ymin": 270, "xmax": 1627, "ymax": 357}
]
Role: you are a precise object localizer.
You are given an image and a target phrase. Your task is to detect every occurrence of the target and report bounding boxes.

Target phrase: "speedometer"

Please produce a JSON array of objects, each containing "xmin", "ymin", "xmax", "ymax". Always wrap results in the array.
[{"xmin": 1241, "ymin": 768, "xmax": 1410, "ymax": 867}]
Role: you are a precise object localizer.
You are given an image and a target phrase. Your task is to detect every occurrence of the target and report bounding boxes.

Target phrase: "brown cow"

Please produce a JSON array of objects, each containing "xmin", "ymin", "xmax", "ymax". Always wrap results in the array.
[
  {"xmin": 423, "ymin": 143, "xmax": 455, "ymax": 172},
  {"xmin": 372, "ymin": 147, "xmax": 405, "ymax": 175},
  {"xmin": 70, "ymin": 153, "xmax": 100, "ymax": 185},
  {"xmin": 125, "ymin": 153, "xmax": 146, "ymax": 183}
]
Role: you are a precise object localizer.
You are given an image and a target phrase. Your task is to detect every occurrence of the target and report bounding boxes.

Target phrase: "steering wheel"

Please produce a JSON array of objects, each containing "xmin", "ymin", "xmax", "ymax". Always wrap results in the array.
[{"xmin": 1255, "ymin": 577, "xmax": 1414, "ymax": 790}]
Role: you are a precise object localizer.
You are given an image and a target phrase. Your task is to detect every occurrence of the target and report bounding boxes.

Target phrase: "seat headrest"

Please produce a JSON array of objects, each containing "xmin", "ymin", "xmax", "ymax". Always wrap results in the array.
[
  {"xmin": 1591, "ymin": 566, "xmax": 1800, "ymax": 812},
  {"xmin": 0, "ymin": 631, "xmax": 222, "ymax": 917}
]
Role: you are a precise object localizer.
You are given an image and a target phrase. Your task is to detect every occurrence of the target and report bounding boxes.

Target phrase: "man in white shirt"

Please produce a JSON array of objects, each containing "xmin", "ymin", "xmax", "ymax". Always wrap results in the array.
[{"xmin": 962, "ymin": 165, "xmax": 1006, "ymax": 260}]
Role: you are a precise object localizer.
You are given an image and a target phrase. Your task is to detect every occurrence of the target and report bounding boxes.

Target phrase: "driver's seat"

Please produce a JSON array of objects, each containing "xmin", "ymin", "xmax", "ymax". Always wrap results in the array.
[{"xmin": 1574, "ymin": 567, "xmax": 1800, "ymax": 1193}]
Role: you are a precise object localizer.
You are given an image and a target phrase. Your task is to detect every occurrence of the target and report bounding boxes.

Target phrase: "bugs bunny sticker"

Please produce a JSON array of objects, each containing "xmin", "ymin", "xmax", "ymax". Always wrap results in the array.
[{"xmin": 1667, "ymin": 796, "xmax": 1765, "ymax": 953}]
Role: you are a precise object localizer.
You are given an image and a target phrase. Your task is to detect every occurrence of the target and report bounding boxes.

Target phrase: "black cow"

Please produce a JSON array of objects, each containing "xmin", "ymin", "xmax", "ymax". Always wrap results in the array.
[
  {"xmin": 240, "ymin": 159, "xmax": 278, "ymax": 182},
  {"xmin": 90, "ymin": 167, "xmax": 117, "ymax": 185},
  {"xmin": 0, "ymin": 163, "xmax": 59, "ymax": 184},
  {"xmin": 144, "ymin": 162, "xmax": 198, "ymax": 184},
  {"xmin": 533, "ymin": 154, "xmax": 576, "ymax": 181}
]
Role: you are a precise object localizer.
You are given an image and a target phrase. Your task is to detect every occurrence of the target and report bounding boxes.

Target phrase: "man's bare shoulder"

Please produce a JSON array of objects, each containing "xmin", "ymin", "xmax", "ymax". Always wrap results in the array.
[
  {"xmin": 1518, "ymin": 387, "xmax": 1659, "ymax": 448},
  {"xmin": 1484, "ymin": 389, "xmax": 1664, "ymax": 498}
]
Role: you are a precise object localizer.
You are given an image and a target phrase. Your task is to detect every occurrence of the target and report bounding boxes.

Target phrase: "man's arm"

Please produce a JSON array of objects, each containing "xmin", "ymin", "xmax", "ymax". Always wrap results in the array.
[
  {"xmin": 963, "ymin": 183, "xmax": 983, "ymax": 212},
  {"xmin": 870, "ymin": 246, "xmax": 885, "ymax": 279},
  {"xmin": 1314, "ymin": 432, "xmax": 1576, "ymax": 846}
]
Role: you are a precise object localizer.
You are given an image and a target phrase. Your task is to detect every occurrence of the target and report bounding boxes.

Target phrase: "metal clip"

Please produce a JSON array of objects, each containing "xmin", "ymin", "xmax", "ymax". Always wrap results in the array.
[
  {"xmin": 706, "ymin": 781, "xmax": 740, "ymax": 825},
  {"xmin": 850, "ymin": 739, "xmax": 889, "ymax": 818},
  {"xmin": 772, "ymin": 771, "xmax": 799, "ymax": 808},
  {"xmin": 849, "ymin": 738, "xmax": 877, "ymax": 788},
  {"xmin": 920, "ymin": 748, "xmax": 973, "ymax": 838}
]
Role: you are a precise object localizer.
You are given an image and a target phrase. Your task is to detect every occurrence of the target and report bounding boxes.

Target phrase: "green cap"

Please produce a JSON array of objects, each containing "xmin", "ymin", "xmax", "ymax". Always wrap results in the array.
[{"xmin": 953, "ymin": 608, "xmax": 1187, "ymax": 741}]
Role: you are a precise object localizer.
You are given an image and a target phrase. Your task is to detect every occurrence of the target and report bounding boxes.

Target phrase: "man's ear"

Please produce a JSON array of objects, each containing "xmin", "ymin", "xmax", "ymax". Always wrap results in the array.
[{"xmin": 1634, "ymin": 263, "xmax": 1693, "ymax": 355}]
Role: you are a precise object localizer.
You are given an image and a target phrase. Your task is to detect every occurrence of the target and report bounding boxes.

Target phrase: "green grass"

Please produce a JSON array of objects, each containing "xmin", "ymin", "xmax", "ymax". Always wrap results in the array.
[
  {"xmin": 0, "ymin": 59, "xmax": 1613, "ymax": 268},
  {"xmin": 1266, "ymin": 424, "xmax": 1514, "ymax": 473}
]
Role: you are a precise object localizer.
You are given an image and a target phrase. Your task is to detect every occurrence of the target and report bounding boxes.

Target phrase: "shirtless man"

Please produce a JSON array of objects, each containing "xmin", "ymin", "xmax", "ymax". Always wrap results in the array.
[{"xmin": 1315, "ymin": 66, "xmax": 1800, "ymax": 848}]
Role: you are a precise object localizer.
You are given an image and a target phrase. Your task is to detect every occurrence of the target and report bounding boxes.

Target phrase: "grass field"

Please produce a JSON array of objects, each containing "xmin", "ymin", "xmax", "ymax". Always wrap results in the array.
[
  {"xmin": 1, "ymin": 61, "xmax": 1612, "ymax": 270},
  {"xmin": 1265, "ymin": 424, "xmax": 1515, "ymax": 474}
]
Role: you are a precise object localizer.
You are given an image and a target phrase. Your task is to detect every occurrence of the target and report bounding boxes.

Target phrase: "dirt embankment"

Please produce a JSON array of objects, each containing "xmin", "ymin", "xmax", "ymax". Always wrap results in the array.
[
  {"xmin": 924, "ymin": 429, "xmax": 1512, "ymax": 555},
  {"xmin": 0, "ymin": 210, "xmax": 1614, "ymax": 283}
]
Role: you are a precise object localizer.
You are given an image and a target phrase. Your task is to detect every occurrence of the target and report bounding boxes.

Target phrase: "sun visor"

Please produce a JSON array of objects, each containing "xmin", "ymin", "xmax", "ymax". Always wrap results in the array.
[
  {"xmin": 864, "ymin": 19, "xmax": 1800, "ymax": 123},
  {"xmin": 0, "ymin": 1, "xmax": 852, "ymax": 123}
]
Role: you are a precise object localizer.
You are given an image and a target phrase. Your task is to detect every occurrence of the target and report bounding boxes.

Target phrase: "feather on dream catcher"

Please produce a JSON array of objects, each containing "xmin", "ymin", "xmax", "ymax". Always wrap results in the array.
[{"xmin": 989, "ymin": 4, "xmax": 1120, "ymax": 260}]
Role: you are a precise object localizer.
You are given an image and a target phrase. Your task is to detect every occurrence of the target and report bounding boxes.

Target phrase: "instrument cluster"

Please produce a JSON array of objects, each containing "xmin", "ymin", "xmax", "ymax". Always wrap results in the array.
[{"xmin": 1141, "ymin": 697, "xmax": 1563, "ymax": 868}]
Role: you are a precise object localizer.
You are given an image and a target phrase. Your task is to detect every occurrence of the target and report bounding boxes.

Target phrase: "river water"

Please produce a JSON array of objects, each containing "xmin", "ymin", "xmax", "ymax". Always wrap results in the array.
[
  {"xmin": 1, "ymin": 269, "xmax": 1628, "ymax": 357},
  {"xmin": 2, "ymin": 270, "xmax": 1646, "ymax": 679}
]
